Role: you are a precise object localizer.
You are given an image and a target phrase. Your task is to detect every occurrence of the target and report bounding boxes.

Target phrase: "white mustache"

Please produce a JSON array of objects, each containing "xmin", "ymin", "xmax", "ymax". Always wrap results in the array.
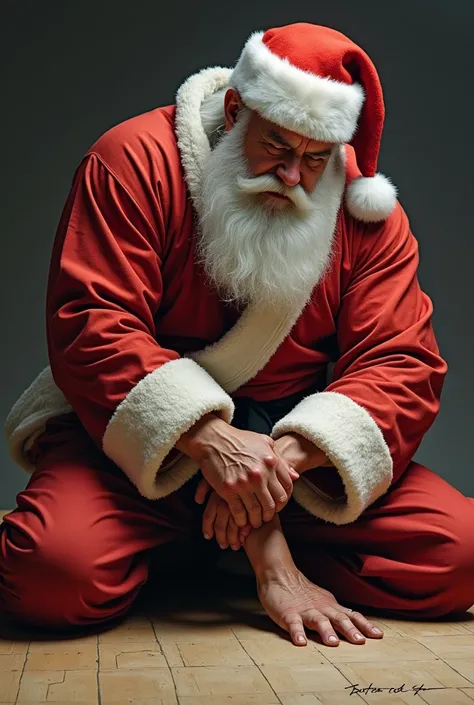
[{"xmin": 236, "ymin": 174, "xmax": 315, "ymax": 213}]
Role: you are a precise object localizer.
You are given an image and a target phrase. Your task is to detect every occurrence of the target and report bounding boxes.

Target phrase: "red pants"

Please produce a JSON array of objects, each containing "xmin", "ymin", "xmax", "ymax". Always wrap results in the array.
[{"xmin": 1, "ymin": 413, "xmax": 473, "ymax": 629}]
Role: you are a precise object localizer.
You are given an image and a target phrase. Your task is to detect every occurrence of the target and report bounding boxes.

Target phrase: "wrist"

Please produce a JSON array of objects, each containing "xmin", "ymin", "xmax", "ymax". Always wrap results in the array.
[
  {"xmin": 244, "ymin": 516, "xmax": 298, "ymax": 582},
  {"xmin": 256, "ymin": 559, "xmax": 300, "ymax": 586},
  {"xmin": 274, "ymin": 433, "xmax": 331, "ymax": 474},
  {"xmin": 175, "ymin": 413, "xmax": 227, "ymax": 461}
]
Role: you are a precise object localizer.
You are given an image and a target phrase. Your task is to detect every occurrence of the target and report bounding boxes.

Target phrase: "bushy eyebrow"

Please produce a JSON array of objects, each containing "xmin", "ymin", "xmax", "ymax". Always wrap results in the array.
[{"xmin": 265, "ymin": 130, "xmax": 332, "ymax": 157}]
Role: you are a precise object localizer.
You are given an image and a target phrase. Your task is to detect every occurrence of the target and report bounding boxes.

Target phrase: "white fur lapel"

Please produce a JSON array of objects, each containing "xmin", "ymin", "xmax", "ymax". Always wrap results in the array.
[
  {"xmin": 6, "ymin": 68, "xmax": 348, "ymax": 478},
  {"xmin": 175, "ymin": 67, "xmax": 346, "ymax": 392},
  {"xmin": 175, "ymin": 67, "xmax": 232, "ymax": 212}
]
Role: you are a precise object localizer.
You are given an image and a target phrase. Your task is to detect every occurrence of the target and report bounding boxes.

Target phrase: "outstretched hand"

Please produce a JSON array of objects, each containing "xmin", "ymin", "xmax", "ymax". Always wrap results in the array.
[{"xmin": 258, "ymin": 568, "xmax": 384, "ymax": 647}]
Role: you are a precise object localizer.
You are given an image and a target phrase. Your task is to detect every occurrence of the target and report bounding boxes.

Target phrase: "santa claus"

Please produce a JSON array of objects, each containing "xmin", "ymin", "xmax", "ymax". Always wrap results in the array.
[{"xmin": 2, "ymin": 23, "xmax": 473, "ymax": 646}]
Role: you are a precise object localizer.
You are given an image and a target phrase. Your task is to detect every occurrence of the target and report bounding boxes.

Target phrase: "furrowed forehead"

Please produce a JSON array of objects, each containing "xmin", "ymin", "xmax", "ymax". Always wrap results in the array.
[{"xmin": 265, "ymin": 127, "xmax": 333, "ymax": 155}]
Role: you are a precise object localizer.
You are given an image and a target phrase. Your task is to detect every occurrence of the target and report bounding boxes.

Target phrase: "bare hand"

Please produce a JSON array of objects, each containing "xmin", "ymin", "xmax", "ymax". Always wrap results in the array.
[
  {"xmin": 194, "ymin": 424, "xmax": 299, "ymax": 529},
  {"xmin": 258, "ymin": 568, "xmax": 383, "ymax": 647},
  {"xmin": 196, "ymin": 481, "xmax": 252, "ymax": 550}
]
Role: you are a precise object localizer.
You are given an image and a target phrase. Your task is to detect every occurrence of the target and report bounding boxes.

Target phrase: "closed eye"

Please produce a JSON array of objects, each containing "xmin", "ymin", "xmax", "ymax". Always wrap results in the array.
[{"xmin": 265, "ymin": 143, "xmax": 287, "ymax": 155}]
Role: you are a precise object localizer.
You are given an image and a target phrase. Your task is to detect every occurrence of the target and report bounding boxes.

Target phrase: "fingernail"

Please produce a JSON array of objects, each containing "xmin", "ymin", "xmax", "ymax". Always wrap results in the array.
[
  {"xmin": 328, "ymin": 635, "xmax": 339, "ymax": 643},
  {"xmin": 219, "ymin": 544, "xmax": 227, "ymax": 550},
  {"xmin": 203, "ymin": 533, "xmax": 211, "ymax": 540},
  {"xmin": 296, "ymin": 634, "xmax": 306, "ymax": 644},
  {"xmin": 372, "ymin": 627, "xmax": 383, "ymax": 635},
  {"xmin": 231, "ymin": 544, "xmax": 239, "ymax": 551},
  {"xmin": 354, "ymin": 633, "xmax": 364, "ymax": 641}
]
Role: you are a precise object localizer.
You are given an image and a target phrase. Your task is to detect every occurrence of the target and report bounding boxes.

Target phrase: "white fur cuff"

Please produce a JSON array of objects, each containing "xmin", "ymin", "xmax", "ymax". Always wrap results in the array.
[
  {"xmin": 271, "ymin": 391, "xmax": 393, "ymax": 524},
  {"xmin": 102, "ymin": 358, "xmax": 234, "ymax": 500}
]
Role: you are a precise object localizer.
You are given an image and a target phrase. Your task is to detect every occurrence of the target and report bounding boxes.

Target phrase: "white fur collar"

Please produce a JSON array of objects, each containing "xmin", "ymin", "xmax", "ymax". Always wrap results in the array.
[
  {"xmin": 5, "ymin": 70, "xmax": 348, "ymax": 478},
  {"xmin": 174, "ymin": 67, "xmax": 346, "ymax": 393},
  {"xmin": 175, "ymin": 67, "xmax": 232, "ymax": 215}
]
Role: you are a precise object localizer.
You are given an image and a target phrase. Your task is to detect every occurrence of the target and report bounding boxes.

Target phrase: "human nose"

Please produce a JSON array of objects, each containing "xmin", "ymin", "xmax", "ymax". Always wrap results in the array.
[{"xmin": 276, "ymin": 154, "xmax": 301, "ymax": 187}]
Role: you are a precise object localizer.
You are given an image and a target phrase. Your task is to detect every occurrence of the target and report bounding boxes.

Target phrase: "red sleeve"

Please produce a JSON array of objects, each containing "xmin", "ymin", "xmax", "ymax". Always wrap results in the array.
[
  {"xmin": 46, "ymin": 152, "xmax": 233, "ymax": 498},
  {"xmin": 46, "ymin": 152, "xmax": 176, "ymax": 443},
  {"xmin": 272, "ymin": 203, "xmax": 447, "ymax": 524},
  {"xmin": 329, "ymin": 202, "xmax": 447, "ymax": 482}
]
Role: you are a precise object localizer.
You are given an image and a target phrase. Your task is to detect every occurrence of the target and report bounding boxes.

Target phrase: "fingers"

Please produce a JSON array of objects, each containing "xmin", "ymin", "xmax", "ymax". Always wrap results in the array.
[
  {"xmin": 301, "ymin": 610, "xmax": 340, "ymax": 647},
  {"xmin": 221, "ymin": 451, "xmax": 299, "ymax": 528},
  {"xmin": 342, "ymin": 608, "xmax": 384, "ymax": 639},
  {"xmin": 325, "ymin": 607, "xmax": 368, "ymax": 645},
  {"xmin": 282, "ymin": 613, "xmax": 308, "ymax": 646},
  {"xmin": 283, "ymin": 607, "xmax": 383, "ymax": 648},
  {"xmin": 238, "ymin": 524, "xmax": 252, "ymax": 544},
  {"xmin": 247, "ymin": 466, "xmax": 287, "ymax": 524},
  {"xmin": 285, "ymin": 462, "xmax": 300, "ymax": 480},
  {"xmin": 297, "ymin": 606, "xmax": 383, "ymax": 647},
  {"xmin": 254, "ymin": 486, "xmax": 277, "ymax": 523},
  {"xmin": 267, "ymin": 475, "xmax": 291, "ymax": 512},
  {"xmin": 202, "ymin": 492, "xmax": 219, "ymax": 540},
  {"xmin": 202, "ymin": 491, "xmax": 249, "ymax": 550},
  {"xmin": 226, "ymin": 496, "xmax": 248, "ymax": 527},
  {"xmin": 275, "ymin": 459, "xmax": 298, "ymax": 495},
  {"xmin": 214, "ymin": 502, "xmax": 230, "ymax": 549},
  {"xmin": 241, "ymin": 490, "xmax": 263, "ymax": 528},
  {"xmin": 226, "ymin": 516, "xmax": 241, "ymax": 551},
  {"xmin": 195, "ymin": 477, "xmax": 212, "ymax": 505}
]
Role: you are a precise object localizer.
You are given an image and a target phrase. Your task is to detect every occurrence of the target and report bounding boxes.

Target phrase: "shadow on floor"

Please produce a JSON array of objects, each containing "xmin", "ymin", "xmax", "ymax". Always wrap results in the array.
[{"xmin": 2, "ymin": 536, "xmax": 474, "ymax": 645}]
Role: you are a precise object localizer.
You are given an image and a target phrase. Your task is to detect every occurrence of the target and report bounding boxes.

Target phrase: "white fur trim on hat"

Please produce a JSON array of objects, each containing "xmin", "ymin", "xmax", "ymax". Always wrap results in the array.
[
  {"xmin": 346, "ymin": 173, "xmax": 398, "ymax": 223},
  {"xmin": 229, "ymin": 31, "xmax": 364, "ymax": 143}
]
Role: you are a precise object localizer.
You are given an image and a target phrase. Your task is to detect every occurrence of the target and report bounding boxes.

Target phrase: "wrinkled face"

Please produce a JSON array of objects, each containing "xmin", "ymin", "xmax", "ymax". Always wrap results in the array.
[
  {"xmin": 196, "ymin": 88, "xmax": 341, "ymax": 309},
  {"xmin": 224, "ymin": 88, "xmax": 334, "ymax": 210}
]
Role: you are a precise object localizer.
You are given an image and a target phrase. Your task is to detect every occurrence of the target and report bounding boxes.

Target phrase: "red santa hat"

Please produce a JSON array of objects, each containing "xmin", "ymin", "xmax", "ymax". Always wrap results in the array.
[{"xmin": 229, "ymin": 23, "xmax": 397, "ymax": 222}]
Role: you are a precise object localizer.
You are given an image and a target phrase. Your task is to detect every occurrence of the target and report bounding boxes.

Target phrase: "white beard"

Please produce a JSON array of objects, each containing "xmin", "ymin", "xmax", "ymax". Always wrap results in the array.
[{"xmin": 196, "ymin": 107, "xmax": 338, "ymax": 310}]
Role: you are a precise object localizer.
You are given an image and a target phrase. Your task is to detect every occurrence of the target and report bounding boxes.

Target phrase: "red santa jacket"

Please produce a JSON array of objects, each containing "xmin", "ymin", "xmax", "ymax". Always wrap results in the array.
[{"xmin": 5, "ymin": 68, "xmax": 447, "ymax": 525}]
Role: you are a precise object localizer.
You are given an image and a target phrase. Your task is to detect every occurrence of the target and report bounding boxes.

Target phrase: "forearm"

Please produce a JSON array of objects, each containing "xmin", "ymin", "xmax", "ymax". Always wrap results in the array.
[
  {"xmin": 274, "ymin": 433, "xmax": 332, "ymax": 475},
  {"xmin": 244, "ymin": 515, "xmax": 297, "ymax": 582}
]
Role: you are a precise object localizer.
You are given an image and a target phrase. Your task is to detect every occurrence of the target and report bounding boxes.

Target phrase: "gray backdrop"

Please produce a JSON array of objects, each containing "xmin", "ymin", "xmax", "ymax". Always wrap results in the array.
[{"xmin": 2, "ymin": 0, "xmax": 473, "ymax": 507}]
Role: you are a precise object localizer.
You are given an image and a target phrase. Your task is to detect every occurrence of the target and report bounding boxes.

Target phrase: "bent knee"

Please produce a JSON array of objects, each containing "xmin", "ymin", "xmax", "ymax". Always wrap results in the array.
[
  {"xmin": 438, "ymin": 522, "xmax": 474, "ymax": 615},
  {"xmin": 418, "ymin": 502, "xmax": 474, "ymax": 617},
  {"xmin": 0, "ymin": 515, "xmax": 141, "ymax": 628}
]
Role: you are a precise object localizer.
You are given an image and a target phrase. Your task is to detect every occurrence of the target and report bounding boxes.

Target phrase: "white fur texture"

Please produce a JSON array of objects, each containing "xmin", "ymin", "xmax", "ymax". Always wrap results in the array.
[
  {"xmin": 175, "ymin": 66, "xmax": 232, "ymax": 211},
  {"xmin": 197, "ymin": 107, "xmax": 341, "ymax": 309},
  {"xmin": 5, "ymin": 366, "xmax": 74, "ymax": 472},
  {"xmin": 229, "ymin": 31, "xmax": 365, "ymax": 142},
  {"xmin": 346, "ymin": 173, "xmax": 397, "ymax": 223},
  {"xmin": 177, "ymin": 68, "xmax": 347, "ymax": 393},
  {"xmin": 199, "ymin": 87, "xmax": 228, "ymax": 146},
  {"xmin": 6, "ymin": 68, "xmax": 346, "ymax": 501},
  {"xmin": 102, "ymin": 358, "xmax": 234, "ymax": 499},
  {"xmin": 6, "ymin": 68, "xmax": 393, "ymax": 518},
  {"xmin": 271, "ymin": 390, "xmax": 393, "ymax": 524}
]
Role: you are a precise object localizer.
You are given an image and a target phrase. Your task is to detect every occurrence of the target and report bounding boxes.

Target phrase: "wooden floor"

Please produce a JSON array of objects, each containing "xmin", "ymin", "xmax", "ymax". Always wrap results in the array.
[{"xmin": 1, "ymin": 510, "xmax": 474, "ymax": 705}]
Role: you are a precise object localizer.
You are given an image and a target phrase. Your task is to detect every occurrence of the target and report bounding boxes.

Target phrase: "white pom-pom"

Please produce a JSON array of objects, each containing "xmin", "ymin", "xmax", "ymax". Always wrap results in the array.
[{"xmin": 346, "ymin": 173, "xmax": 397, "ymax": 223}]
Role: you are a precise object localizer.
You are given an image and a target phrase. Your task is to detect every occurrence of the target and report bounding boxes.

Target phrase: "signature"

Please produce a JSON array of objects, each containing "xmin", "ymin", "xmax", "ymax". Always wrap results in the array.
[{"xmin": 345, "ymin": 683, "xmax": 447, "ymax": 697}]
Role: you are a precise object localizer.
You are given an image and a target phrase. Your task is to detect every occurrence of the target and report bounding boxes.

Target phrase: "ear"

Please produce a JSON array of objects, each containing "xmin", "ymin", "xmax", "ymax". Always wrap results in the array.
[{"xmin": 224, "ymin": 88, "xmax": 244, "ymax": 131}]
